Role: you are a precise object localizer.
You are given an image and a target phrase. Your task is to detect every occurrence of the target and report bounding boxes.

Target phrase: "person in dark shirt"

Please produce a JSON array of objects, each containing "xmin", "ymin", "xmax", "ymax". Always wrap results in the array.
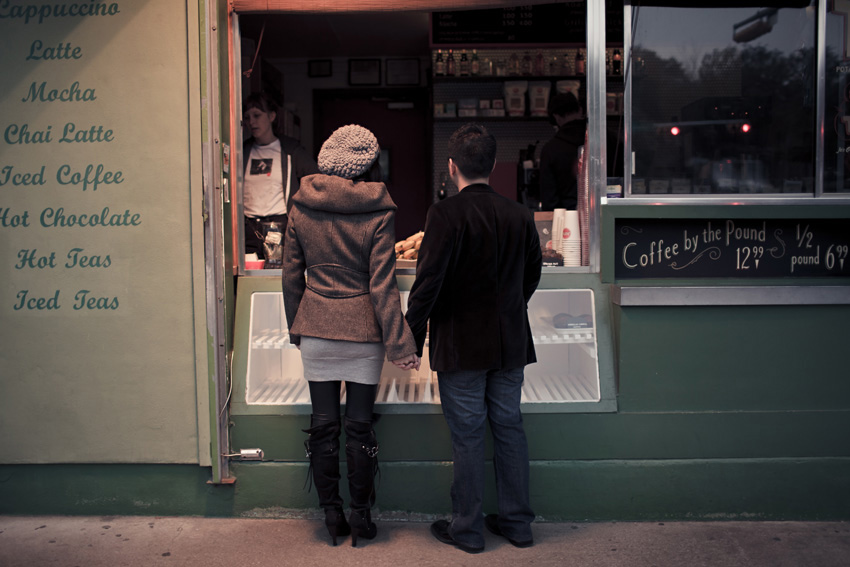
[
  {"xmin": 538, "ymin": 92, "xmax": 587, "ymax": 211},
  {"xmin": 242, "ymin": 92, "xmax": 318, "ymax": 261}
]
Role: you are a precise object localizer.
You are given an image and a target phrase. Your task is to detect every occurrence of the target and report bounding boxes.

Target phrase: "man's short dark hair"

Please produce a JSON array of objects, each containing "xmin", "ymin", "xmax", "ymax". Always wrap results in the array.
[
  {"xmin": 548, "ymin": 92, "xmax": 581, "ymax": 120},
  {"xmin": 448, "ymin": 123, "xmax": 497, "ymax": 179}
]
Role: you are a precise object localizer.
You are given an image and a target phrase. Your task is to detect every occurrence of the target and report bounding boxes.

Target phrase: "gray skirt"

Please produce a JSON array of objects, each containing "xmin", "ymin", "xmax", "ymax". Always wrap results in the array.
[{"xmin": 300, "ymin": 337, "xmax": 386, "ymax": 385}]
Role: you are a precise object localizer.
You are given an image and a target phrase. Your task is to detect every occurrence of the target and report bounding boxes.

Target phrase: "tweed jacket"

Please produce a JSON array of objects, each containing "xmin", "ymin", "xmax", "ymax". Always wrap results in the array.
[
  {"xmin": 405, "ymin": 184, "xmax": 543, "ymax": 372},
  {"xmin": 282, "ymin": 173, "xmax": 416, "ymax": 361}
]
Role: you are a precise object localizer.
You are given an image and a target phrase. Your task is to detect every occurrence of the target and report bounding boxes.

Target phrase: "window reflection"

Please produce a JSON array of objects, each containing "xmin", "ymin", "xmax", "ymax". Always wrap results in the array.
[
  {"xmin": 630, "ymin": 3, "xmax": 815, "ymax": 196},
  {"xmin": 826, "ymin": 4, "xmax": 850, "ymax": 193}
]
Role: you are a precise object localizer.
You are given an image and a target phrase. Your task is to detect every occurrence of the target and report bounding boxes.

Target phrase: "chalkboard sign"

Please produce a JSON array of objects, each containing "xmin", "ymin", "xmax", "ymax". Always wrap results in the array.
[
  {"xmin": 432, "ymin": 2, "xmax": 624, "ymax": 45},
  {"xmin": 614, "ymin": 218, "xmax": 850, "ymax": 278}
]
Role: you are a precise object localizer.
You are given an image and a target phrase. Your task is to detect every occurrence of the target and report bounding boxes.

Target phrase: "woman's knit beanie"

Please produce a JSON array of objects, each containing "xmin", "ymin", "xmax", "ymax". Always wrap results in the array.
[{"xmin": 317, "ymin": 124, "xmax": 380, "ymax": 179}]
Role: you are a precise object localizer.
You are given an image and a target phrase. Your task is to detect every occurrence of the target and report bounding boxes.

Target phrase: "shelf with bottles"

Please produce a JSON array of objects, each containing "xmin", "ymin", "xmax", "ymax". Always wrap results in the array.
[
  {"xmin": 433, "ymin": 75, "xmax": 587, "ymax": 84},
  {"xmin": 433, "ymin": 74, "xmax": 623, "ymax": 86},
  {"xmin": 431, "ymin": 47, "xmax": 625, "ymax": 81}
]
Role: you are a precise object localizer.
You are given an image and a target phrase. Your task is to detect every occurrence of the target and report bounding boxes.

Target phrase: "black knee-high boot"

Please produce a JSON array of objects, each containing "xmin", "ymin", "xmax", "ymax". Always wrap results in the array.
[
  {"xmin": 344, "ymin": 416, "xmax": 380, "ymax": 547},
  {"xmin": 303, "ymin": 417, "xmax": 351, "ymax": 546}
]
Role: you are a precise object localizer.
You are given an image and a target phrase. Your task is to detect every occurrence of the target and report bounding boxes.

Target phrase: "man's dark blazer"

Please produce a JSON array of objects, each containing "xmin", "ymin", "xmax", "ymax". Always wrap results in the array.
[{"xmin": 405, "ymin": 183, "xmax": 543, "ymax": 372}]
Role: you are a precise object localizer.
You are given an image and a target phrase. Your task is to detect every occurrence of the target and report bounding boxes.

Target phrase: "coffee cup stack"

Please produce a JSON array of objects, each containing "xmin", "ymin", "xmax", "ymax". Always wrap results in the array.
[{"xmin": 553, "ymin": 209, "xmax": 581, "ymax": 267}]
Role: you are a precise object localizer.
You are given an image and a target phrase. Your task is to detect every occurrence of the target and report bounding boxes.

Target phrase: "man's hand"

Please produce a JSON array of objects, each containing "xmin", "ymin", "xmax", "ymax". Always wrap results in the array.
[{"xmin": 392, "ymin": 353, "xmax": 421, "ymax": 371}]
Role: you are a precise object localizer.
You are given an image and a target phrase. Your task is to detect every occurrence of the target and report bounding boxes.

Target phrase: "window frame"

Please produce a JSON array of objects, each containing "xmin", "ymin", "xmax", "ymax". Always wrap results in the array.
[{"xmin": 615, "ymin": 1, "xmax": 850, "ymax": 202}]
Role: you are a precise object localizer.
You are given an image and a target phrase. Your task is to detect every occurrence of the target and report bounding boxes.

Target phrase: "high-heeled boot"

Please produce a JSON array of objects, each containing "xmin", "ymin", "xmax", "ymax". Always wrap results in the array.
[
  {"xmin": 344, "ymin": 416, "xmax": 380, "ymax": 547},
  {"xmin": 303, "ymin": 417, "xmax": 351, "ymax": 546}
]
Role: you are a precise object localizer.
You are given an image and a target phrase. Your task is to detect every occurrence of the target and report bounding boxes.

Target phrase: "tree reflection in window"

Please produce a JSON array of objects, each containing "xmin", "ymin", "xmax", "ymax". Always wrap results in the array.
[{"xmin": 629, "ymin": 2, "xmax": 815, "ymax": 196}]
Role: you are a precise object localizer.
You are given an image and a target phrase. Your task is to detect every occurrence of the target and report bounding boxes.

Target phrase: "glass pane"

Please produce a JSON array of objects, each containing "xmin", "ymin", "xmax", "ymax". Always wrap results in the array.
[
  {"xmin": 244, "ymin": 290, "xmax": 601, "ymax": 406},
  {"xmin": 825, "ymin": 4, "xmax": 850, "ymax": 193},
  {"xmin": 526, "ymin": 289, "xmax": 600, "ymax": 403},
  {"xmin": 630, "ymin": 3, "xmax": 816, "ymax": 196}
]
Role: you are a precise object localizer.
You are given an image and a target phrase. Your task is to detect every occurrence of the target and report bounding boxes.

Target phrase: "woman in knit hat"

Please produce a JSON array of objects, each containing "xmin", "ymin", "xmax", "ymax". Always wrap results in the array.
[{"xmin": 282, "ymin": 124, "xmax": 420, "ymax": 547}]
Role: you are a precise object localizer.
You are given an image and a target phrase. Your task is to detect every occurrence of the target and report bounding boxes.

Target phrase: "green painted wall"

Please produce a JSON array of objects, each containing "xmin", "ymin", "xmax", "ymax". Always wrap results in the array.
[
  {"xmin": 0, "ymin": 1, "xmax": 208, "ymax": 464},
  {"xmin": 616, "ymin": 304, "xmax": 850, "ymax": 412}
]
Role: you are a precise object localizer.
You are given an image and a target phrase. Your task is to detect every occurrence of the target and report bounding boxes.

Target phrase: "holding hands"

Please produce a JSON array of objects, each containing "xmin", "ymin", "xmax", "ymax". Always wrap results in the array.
[{"xmin": 392, "ymin": 353, "xmax": 421, "ymax": 371}]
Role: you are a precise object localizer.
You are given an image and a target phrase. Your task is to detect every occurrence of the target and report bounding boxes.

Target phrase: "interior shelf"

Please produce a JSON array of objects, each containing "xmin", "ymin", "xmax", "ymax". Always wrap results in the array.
[
  {"xmin": 251, "ymin": 329, "xmax": 595, "ymax": 350},
  {"xmin": 433, "ymin": 75, "xmax": 622, "ymax": 83},
  {"xmin": 247, "ymin": 370, "xmax": 598, "ymax": 405}
]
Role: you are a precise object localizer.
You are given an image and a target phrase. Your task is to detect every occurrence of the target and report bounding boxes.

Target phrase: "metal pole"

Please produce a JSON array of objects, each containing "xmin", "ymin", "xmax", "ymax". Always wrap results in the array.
[
  {"xmin": 202, "ymin": 0, "xmax": 231, "ymax": 483},
  {"xmin": 816, "ymin": 0, "xmax": 826, "ymax": 196},
  {"xmin": 587, "ymin": 0, "xmax": 607, "ymax": 272}
]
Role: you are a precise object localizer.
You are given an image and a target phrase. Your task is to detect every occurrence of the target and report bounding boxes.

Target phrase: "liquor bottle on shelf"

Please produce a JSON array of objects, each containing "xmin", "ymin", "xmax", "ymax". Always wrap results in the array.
[
  {"xmin": 434, "ymin": 49, "xmax": 446, "ymax": 76},
  {"xmin": 470, "ymin": 49, "xmax": 480, "ymax": 76},
  {"xmin": 548, "ymin": 55, "xmax": 559, "ymax": 76},
  {"xmin": 482, "ymin": 56, "xmax": 494, "ymax": 76},
  {"xmin": 534, "ymin": 51, "xmax": 546, "ymax": 76},
  {"xmin": 521, "ymin": 51, "xmax": 533, "ymax": 75},
  {"xmin": 446, "ymin": 49, "xmax": 456, "ymax": 76},
  {"xmin": 459, "ymin": 49, "xmax": 470, "ymax": 76},
  {"xmin": 575, "ymin": 49, "xmax": 585, "ymax": 76},
  {"xmin": 613, "ymin": 49, "xmax": 622, "ymax": 76},
  {"xmin": 508, "ymin": 52, "xmax": 520, "ymax": 75}
]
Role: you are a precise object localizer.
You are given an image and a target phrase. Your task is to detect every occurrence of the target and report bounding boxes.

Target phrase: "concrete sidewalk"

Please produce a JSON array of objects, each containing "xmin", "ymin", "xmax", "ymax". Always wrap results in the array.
[{"xmin": 1, "ymin": 514, "xmax": 848, "ymax": 567}]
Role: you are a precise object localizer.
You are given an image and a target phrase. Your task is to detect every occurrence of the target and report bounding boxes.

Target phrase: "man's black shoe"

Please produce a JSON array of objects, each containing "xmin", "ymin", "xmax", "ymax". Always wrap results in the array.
[
  {"xmin": 484, "ymin": 514, "xmax": 534, "ymax": 548},
  {"xmin": 430, "ymin": 520, "xmax": 484, "ymax": 554}
]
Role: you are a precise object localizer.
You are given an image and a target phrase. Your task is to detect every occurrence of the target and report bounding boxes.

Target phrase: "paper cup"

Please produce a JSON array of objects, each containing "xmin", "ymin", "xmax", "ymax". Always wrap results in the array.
[
  {"xmin": 560, "ymin": 210, "xmax": 581, "ymax": 266},
  {"xmin": 552, "ymin": 209, "xmax": 567, "ymax": 251},
  {"xmin": 561, "ymin": 210, "xmax": 580, "ymax": 243}
]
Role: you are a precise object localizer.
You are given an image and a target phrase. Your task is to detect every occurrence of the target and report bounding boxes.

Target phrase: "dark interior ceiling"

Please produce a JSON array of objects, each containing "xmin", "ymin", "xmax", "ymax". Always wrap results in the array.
[{"xmin": 238, "ymin": 12, "xmax": 432, "ymax": 59}]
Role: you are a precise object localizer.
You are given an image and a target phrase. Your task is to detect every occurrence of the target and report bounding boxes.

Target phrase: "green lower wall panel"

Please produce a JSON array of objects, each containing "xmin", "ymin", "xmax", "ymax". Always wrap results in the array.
[
  {"xmin": 0, "ymin": 465, "xmax": 235, "ymax": 517},
  {"xmin": 7, "ymin": 458, "xmax": 847, "ymax": 520},
  {"xmin": 230, "ymin": 458, "xmax": 850, "ymax": 521},
  {"xmin": 229, "ymin": 460, "xmax": 455, "ymax": 516},
  {"xmin": 229, "ymin": 411, "xmax": 850, "ymax": 462},
  {"xmin": 529, "ymin": 458, "xmax": 850, "ymax": 521},
  {"xmin": 615, "ymin": 304, "xmax": 850, "ymax": 413}
]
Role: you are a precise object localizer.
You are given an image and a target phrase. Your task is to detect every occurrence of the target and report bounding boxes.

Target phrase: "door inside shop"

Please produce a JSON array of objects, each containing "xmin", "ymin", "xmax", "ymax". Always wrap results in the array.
[{"xmin": 313, "ymin": 88, "xmax": 430, "ymax": 240}]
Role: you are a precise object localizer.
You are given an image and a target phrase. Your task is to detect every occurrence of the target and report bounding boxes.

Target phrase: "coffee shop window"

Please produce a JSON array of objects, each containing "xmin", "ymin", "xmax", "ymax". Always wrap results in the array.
[
  {"xmin": 626, "ymin": 1, "xmax": 816, "ymax": 197},
  {"xmin": 826, "ymin": 2, "xmax": 850, "ymax": 194}
]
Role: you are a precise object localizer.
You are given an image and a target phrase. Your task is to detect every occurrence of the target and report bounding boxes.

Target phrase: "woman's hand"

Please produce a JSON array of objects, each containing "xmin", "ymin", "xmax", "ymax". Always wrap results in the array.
[{"xmin": 392, "ymin": 353, "xmax": 420, "ymax": 371}]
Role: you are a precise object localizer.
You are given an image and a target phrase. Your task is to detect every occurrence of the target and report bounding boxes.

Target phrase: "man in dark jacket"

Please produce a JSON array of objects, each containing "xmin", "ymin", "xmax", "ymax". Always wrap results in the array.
[
  {"xmin": 538, "ymin": 91, "xmax": 586, "ymax": 211},
  {"xmin": 405, "ymin": 123, "xmax": 543, "ymax": 553}
]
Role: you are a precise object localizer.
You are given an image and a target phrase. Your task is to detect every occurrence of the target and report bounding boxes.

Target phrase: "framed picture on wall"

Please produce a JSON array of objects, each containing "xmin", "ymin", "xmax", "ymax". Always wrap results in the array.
[
  {"xmin": 386, "ymin": 58, "xmax": 420, "ymax": 86},
  {"xmin": 348, "ymin": 59, "xmax": 381, "ymax": 86},
  {"xmin": 308, "ymin": 59, "xmax": 332, "ymax": 78}
]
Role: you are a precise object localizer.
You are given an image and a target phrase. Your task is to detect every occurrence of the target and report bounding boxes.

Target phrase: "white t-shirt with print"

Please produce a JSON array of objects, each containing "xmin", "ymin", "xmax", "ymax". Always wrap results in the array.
[{"xmin": 243, "ymin": 138, "xmax": 290, "ymax": 217}]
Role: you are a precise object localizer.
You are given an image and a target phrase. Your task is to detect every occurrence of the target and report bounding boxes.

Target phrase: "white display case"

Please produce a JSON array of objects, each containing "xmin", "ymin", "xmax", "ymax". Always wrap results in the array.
[{"xmin": 243, "ymin": 289, "xmax": 600, "ymax": 408}]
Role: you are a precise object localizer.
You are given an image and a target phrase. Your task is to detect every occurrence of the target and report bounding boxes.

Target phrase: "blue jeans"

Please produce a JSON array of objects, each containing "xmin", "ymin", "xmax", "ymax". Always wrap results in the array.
[{"xmin": 437, "ymin": 367, "xmax": 534, "ymax": 549}]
